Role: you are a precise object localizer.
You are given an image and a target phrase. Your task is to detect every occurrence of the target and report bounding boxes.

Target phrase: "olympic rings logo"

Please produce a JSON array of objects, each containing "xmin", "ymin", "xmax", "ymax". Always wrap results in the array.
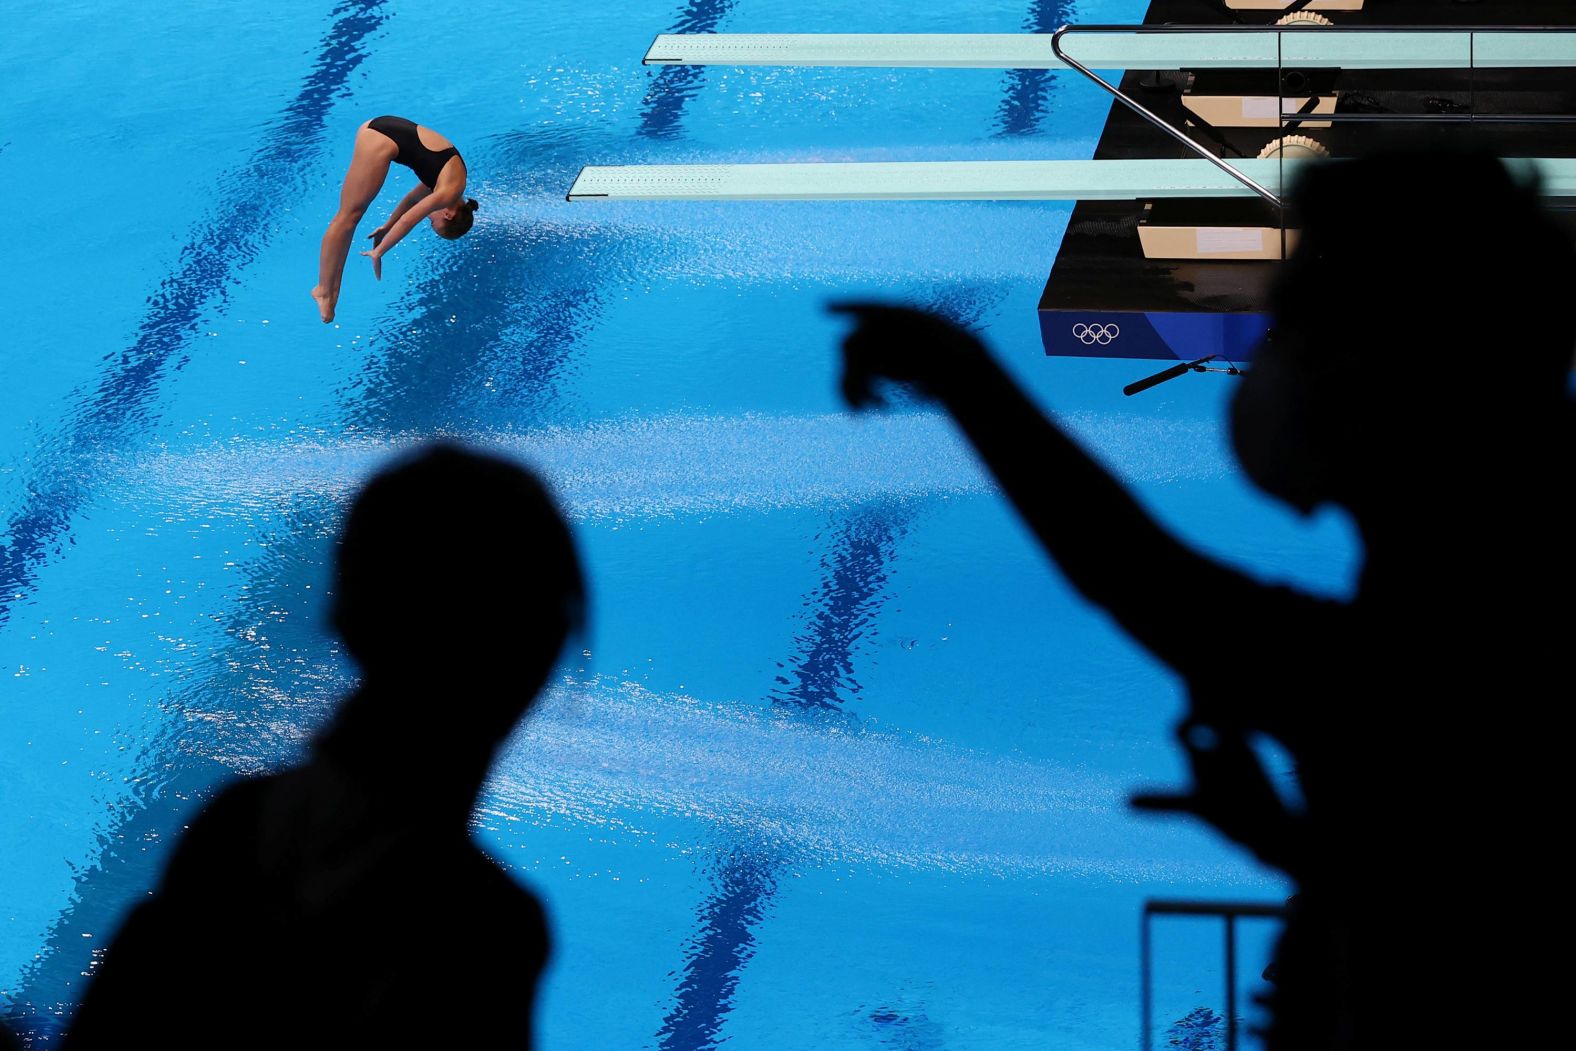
[{"xmin": 1072, "ymin": 323, "xmax": 1120, "ymax": 345}]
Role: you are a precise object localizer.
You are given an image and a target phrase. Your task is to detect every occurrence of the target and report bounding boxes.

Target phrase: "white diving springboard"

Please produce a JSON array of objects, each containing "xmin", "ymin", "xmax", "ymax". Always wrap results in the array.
[
  {"xmin": 642, "ymin": 31, "xmax": 1576, "ymax": 71},
  {"xmin": 568, "ymin": 157, "xmax": 1576, "ymax": 202}
]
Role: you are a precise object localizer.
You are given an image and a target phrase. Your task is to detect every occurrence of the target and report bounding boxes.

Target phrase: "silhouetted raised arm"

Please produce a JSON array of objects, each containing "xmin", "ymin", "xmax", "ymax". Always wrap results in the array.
[{"xmin": 832, "ymin": 303, "xmax": 1323, "ymax": 693}]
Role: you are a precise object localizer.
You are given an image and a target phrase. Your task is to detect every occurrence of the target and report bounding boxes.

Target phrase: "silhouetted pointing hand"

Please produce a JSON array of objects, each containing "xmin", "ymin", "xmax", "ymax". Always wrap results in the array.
[{"xmin": 829, "ymin": 302, "xmax": 988, "ymax": 409}]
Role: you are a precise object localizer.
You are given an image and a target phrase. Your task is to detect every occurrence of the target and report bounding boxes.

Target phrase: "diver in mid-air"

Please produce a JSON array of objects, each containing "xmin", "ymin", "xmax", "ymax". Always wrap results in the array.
[{"xmin": 312, "ymin": 116, "xmax": 478, "ymax": 323}]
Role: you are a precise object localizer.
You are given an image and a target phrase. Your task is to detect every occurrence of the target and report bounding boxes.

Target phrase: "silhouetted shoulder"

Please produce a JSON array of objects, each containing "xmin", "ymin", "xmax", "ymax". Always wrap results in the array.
[
  {"xmin": 61, "ymin": 777, "xmax": 289, "ymax": 1050},
  {"xmin": 156, "ymin": 775, "xmax": 282, "ymax": 890}
]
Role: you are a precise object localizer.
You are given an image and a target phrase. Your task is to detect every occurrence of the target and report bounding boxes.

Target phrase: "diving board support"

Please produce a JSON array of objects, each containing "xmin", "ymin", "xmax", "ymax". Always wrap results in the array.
[{"xmin": 641, "ymin": 28, "xmax": 1576, "ymax": 72}]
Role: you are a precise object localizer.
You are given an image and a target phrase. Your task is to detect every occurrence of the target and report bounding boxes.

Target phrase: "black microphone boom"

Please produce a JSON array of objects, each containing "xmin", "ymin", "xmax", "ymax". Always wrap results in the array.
[{"xmin": 1123, "ymin": 356, "xmax": 1217, "ymax": 397}]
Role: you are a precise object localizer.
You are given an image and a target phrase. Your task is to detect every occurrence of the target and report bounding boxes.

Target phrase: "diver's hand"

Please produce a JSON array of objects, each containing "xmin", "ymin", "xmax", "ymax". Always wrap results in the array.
[
  {"xmin": 829, "ymin": 302, "xmax": 988, "ymax": 409},
  {"xmin": 367, "ymin": 226, "xmax": 388, "ymax": 250},
  {"xmin": 360, "ymin": 249, "xmax": 382, "ymax": 280}
]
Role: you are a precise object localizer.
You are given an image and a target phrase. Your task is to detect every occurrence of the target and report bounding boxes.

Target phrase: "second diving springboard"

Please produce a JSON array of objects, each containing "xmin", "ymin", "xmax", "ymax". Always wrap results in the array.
[
  {"xmin": 568, "ymin": 157, "xmax": 1576, "ymax": 202},
  {"xmin": 642, "ymin": 31, "xmax": 1576, "ymax": 72}
]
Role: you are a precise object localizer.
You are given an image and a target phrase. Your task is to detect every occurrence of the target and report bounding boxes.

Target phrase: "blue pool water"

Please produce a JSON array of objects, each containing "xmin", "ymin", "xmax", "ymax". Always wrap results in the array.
[{"xmin": 1, "ymin": 1, "xmax": 1362, "ymax": 1046}]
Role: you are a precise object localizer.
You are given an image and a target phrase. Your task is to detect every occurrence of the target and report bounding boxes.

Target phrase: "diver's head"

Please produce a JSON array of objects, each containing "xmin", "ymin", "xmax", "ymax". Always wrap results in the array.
[
  {"xmin": 431, "ymin": 197, "xmax": 479, "ymax": 240},
  {"xmin": 332, "ymin": 443, "xmax": 585, "ymax": 723},
  {"xmin": 1231, "ymin": 150, "xmax": 1576, "ymax": 518}
]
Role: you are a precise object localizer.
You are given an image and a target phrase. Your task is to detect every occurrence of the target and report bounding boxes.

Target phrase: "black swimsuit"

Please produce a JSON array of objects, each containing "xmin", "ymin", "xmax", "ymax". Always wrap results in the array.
[{"xmin": 368, "ymin": 115, "xmax": 461, "ymax": 189}]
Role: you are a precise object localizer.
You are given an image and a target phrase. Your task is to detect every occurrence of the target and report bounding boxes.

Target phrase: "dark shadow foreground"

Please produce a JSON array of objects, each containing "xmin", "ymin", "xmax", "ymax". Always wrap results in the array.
[
  {"xmin": 834, "ymin": 151, "xmax": 1573, "ymax": 1048},
  {"xmin": 63, "ymin": 445, "xmax": 585, "ymax": 1049}
]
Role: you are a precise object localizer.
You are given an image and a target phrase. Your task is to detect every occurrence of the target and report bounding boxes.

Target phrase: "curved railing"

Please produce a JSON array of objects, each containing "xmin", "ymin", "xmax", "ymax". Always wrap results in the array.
[{"xmin": 1050, "ymin": 23, "xmax": 1576, "ymax": 209}]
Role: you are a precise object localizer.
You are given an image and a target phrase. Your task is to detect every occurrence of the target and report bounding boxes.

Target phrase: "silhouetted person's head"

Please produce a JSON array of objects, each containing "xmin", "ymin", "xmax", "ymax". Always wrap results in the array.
[
  {"xmin": 1232, "ymin": 150, "xmax": 1576, "ymax": 517},
  {"xmin": 330, "ymin": 444, "xmax": 584, "ymax": 747}
]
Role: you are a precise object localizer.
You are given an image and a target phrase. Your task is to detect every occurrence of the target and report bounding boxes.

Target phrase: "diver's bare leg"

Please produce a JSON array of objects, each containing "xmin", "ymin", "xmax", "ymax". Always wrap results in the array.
[{"xmin": 314, "ymin": 128, "xmax": 390, "ymax": 323}]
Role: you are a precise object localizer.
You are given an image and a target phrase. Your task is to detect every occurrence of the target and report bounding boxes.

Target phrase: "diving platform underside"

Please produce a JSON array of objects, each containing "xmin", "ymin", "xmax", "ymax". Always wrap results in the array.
[
  {"xmin": 643, "ymin": 32, "xmax": 1576, "ymax": 71},
  {"xmin": 569, "ymin": 157, "xmax": 1576, "ymax": 202}
]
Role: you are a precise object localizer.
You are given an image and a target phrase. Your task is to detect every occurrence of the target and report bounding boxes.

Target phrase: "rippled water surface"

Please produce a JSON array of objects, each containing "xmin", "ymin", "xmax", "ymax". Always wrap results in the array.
[{"xmin": 1, "ymin": 1, "xmax": 1359, "ymax": 1046}]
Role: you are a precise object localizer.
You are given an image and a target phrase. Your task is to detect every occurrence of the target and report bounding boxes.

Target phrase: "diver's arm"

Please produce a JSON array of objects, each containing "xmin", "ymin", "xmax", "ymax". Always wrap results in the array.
[
  {"xmin": 369, "ymin": 185, "xmax": 432, "ymax": 245},
  {"xmin": 835, "ymin": 303, "xmax": 1289, "ymax": 680},
  {"xmin": 361, "ymin": 195, "xmax": 450, "ymax": 277}
]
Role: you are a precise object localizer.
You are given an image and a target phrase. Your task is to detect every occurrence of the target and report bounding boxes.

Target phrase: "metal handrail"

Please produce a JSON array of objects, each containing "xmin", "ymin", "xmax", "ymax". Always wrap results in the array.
[
  {"xmin": 1050, "ymin": 23, "xmax": 1576, "ymax": 212},
  {"xmin": 1142, "ymin": 899, "xmax": 1288, "ymax": 1051},
  {"xmin": 1050, "ymin": 25, "xmax": 1286, "ymax": 207}
]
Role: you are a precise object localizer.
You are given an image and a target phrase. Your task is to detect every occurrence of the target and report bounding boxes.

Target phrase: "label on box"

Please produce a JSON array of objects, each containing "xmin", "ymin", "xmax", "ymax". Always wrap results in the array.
[
  {"xmin": 1196, "ymin": 227, "xmax": 1266, "ymax": 254},
  {"xmin": 1242, "ymin": 96, "xmax": 1282, "ymax": 120}
]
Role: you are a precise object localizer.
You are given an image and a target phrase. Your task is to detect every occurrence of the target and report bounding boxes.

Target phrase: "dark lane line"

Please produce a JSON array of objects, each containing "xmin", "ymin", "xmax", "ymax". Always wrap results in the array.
[
  {"xmin": 0, "ymin": 0, "xmax": 391, "ymax": 633},
  {"xmin": 994, "ymin": 1, "xmax": 1079, "ymax": 137},
  {"xmin": 638, "ymin": 0, "xmax": 739, "ymax": 140},
  {"xmin": 654, "ymin": 842, "xmax": 782, "ymax": 1050},
  {"xmin": 771, "ymin": 510, "xmax": 912, "ymax": 713},
  {"xmin": 656, "ymin": 505, "xmax": 912, "ymax": 1051},
  {"xmin": 654, "ymin": 287, "xmax": 999, "ymax": 1049}
]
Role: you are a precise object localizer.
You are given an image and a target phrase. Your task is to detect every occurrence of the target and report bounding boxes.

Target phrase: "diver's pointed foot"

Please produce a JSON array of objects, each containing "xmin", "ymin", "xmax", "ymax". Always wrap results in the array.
[{"xmin": 311, "ymin": 286, "xmax": 335, "ymax": 324}]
